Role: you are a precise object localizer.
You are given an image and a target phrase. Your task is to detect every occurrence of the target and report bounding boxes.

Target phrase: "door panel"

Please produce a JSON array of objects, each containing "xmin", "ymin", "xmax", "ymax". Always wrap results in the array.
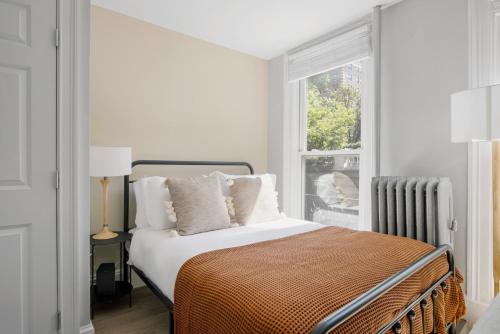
[
  {"xmin": 0, "ymin": 0, "xmax": 57, "ymax": 333},
  {"xmin": 0, "ymin": 1, "xmax": 30, "ymax": 46},
  {"xmin": 0, "ymin": 226, "xmax": 29, "ymax": 334},
  {"xmin": 0, "ymin": 64, "xmax": 30, "ymax": 189}
]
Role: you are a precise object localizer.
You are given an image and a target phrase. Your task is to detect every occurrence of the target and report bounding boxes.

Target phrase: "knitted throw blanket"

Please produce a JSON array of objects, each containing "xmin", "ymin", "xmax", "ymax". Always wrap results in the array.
[{"xmin": 174, "ymin": 227, "xmax": 465, "ymax": 334}]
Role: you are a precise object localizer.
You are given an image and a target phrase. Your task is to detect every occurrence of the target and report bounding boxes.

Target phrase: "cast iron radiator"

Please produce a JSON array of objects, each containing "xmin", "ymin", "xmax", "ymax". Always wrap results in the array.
[{"xmin": 371, "ymin": 177, "xmax": 458, "ymax": 247}]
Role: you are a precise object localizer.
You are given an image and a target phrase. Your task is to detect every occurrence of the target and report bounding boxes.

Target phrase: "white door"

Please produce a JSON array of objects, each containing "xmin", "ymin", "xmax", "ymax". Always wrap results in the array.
[{"xmin": 0, "ymin": 0, "xmax": 58, "ymax": 333}]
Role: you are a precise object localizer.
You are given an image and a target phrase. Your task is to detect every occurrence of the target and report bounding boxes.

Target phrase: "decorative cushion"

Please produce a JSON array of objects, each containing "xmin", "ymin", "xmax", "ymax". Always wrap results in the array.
[
  {"xmin": 166, "ymin": 176, "xmax": 231, "ymax": 236},
  {"xmin": 230, "ymin": 175, "xmax": 281, "ymax": 225}
]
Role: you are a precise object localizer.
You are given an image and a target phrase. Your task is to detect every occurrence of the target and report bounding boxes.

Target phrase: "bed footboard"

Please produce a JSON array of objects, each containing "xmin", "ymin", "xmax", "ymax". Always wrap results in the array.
[{"xmin": 311, "ymin": 244, "xmax": 456, "ymax": 334}]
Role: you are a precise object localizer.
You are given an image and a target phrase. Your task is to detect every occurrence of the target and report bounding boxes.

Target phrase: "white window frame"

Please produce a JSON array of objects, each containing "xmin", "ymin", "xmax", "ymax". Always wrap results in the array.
[
  {"xmin": 284, "ymin": 57, "xmax": 375, "ymax": 230},
  {"xmin": 57, "ymin": 0, "xmax": 92, "ymax": 333}
]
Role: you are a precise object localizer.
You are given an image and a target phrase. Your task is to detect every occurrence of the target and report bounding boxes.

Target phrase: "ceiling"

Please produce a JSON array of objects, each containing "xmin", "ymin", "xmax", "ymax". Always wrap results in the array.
[{"xmin": 92, "ymin": 0, "xmax": 395, "ymax": 59}]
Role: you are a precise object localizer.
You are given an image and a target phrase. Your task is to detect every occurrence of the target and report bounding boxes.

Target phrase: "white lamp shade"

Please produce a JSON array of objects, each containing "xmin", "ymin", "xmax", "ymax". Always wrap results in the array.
[
  {"xmin": 451, "ymin": 84, "xmax": 500, "ymax": 142},
  {"xmin": 90, "ymin": 146, "xmax": 132, "ymax": 177}
]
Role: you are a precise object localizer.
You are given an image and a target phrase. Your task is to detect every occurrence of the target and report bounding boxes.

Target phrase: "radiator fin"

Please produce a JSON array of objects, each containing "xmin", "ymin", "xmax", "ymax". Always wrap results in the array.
[{"xmin": 395, "ymin": 179, "xmax": 407, "ymax": 237}]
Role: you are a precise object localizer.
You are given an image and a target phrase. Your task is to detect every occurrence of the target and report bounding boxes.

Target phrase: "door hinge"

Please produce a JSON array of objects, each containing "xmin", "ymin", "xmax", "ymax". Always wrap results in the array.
[
  {"xmin": 55, "ymin": 28, "xmax": 60, "ymax": 48},
  {"xmin": 57, "ymin": 310, "xmax": 61, "ymax": 330},
  {"xmin": 55, "ymin": 170, "xmax": 60, "ymax": 189}
]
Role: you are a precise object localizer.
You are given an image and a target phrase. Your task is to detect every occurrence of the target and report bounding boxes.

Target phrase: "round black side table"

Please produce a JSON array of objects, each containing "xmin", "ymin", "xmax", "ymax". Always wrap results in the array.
[{"xmin": 90, "ymin": 231, "xmax": 133, "ymax": 318}]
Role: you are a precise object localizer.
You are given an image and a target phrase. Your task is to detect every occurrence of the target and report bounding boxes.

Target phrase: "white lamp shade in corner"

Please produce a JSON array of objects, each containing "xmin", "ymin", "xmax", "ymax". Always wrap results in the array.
[
  {"xmin": 451, "ymin": 84, "xmax": 500, "ymax": 142},
  {"xmin": 90, "ymin": 146, "xmax": 132, "ymax": 177}
]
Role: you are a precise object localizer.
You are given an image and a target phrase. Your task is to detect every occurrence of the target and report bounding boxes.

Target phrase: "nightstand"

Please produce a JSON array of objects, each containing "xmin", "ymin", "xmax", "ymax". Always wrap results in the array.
[{"xmin": 90, "ymin": 231, "xmax": 133, "ymax": 318}]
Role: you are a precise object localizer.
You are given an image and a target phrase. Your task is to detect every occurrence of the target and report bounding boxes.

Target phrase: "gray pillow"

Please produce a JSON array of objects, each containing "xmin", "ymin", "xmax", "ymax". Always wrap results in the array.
[{"xmin": 166, "ymin": 176, "xmax": 231, "ymax": 236}]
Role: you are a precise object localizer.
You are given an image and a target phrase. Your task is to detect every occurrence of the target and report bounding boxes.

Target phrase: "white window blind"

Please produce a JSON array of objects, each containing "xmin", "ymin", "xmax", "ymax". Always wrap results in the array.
[{"xmin": 287, "ymin": 23, "xmax": 372, "ymax": 82}]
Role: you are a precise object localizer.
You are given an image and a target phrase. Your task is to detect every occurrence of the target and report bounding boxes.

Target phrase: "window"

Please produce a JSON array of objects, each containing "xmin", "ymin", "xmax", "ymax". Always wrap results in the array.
[
  {"xmin": 284, "ymin": 20, "xmax": 374, "ymax": 231},
  {"xmin": 299, "ymin": 61, "xmax": 368, "ymax": 229}
]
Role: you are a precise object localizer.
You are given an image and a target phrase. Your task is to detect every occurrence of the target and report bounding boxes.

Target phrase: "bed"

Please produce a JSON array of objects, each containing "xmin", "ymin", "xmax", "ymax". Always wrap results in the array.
[{"xmin": 123, "ymin": 160, "xmax": 465, "ymax": 334}]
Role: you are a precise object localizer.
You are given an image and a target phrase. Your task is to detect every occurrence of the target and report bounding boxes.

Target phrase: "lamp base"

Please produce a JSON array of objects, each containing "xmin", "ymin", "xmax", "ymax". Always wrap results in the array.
[{"xmin": 92, "ymin": 226, "xmax": 118, "ymax": 240}]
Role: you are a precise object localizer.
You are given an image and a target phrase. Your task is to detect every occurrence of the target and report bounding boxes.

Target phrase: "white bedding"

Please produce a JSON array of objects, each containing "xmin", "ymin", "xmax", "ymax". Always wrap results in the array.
[{"xmin": 129, "ymin": 217, "xmax": 325, "ymax": 301}]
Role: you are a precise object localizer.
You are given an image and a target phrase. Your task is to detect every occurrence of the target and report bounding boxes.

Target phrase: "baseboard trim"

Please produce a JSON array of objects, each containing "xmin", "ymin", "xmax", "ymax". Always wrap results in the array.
[{"xmin": 80, "ymin": 323, "xmax": 95, "ymax": 334}]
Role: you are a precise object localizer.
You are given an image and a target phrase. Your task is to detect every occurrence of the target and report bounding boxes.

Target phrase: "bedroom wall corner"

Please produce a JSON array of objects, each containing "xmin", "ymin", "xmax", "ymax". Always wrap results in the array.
[
  {"xmin": 268, "ymin": 55, "xmax": 286, "ymax": 210},
  {"xmin": 379, "ymin": 0, "xmax": 469, "ymax": 279}
]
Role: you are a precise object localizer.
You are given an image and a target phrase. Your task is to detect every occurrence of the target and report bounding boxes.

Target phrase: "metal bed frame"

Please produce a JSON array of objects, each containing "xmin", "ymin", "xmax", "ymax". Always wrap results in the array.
[{"xmin": 123, "ymin": 160, "xmax": 457, "ymax": 334}]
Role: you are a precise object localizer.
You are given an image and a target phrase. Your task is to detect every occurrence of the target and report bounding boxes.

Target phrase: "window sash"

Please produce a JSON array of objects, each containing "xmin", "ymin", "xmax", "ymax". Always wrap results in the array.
[
  {"xmin": 282, "ymin": 58, "xmax": 374, "ymax": 232},
  {"xmin": 295, "ymin": 59, "xmax": 372, "ymax": 228},
  {"xmin": 300, "ymin": 152, "xmax": 361, "ymax": 226},
  {"xmin": 298, "ymin": 69, "xmax": 364, "ymax": 155}
]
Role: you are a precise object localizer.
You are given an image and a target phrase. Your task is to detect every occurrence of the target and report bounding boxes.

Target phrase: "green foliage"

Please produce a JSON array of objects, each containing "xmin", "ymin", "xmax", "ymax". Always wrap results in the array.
[{"xmin": 306, "ymin": 71, "xmax": 361, "ymax": 151}]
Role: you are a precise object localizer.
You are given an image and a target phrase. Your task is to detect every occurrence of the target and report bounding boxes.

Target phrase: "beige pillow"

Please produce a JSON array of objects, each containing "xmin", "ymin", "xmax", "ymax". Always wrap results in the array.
[
  {"xmin": 230, "ymin": 176, "xmax": 280, "ymax": 225},
  {"xmin": 166, "ymin": 176, "xmax": 231, "ymax": 236}
]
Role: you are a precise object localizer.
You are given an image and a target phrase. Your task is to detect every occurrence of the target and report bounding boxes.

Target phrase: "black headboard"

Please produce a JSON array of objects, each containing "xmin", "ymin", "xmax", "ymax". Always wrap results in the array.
[{"xmin": 123, "ymin": 160, "xmax": 254, "ymax": 232}]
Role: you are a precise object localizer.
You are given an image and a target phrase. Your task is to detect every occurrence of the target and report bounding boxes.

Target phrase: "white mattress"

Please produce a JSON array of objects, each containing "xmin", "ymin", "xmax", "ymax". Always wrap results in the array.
[{"xmin": 129, "ymin": 217, "xmax": 325, "ymax": 301}]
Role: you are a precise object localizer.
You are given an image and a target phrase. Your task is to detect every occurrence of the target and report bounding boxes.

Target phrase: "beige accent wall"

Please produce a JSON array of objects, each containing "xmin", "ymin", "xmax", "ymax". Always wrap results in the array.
[{"xmin": 90, "ymin": 6, "xmax": 268, "ymax": 247}]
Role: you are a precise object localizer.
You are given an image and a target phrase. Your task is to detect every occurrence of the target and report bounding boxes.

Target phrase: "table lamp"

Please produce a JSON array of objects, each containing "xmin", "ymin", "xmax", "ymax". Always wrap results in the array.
[
  {"xmin": 90, "ymin": 146, "xmax": 132, "ymax": 240},
  {"xmin": 451, "ymin": 83, "xmax": 500, "ymax": 293}
]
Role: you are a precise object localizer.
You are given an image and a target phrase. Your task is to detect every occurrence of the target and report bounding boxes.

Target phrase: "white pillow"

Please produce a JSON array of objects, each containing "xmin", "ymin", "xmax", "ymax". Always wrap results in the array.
[
  {"xmin": 250, "ymin": 175, "xmax": 281, "ymax": 223},
  {"xmin": 132, "ymin": 178, "xmax": 149, "ymax": 229},
  {"xmin": 143, "ymin": 176, "xmax": 177, "ymax": 230},
  {"xmin": 210, "ymin": 171, "xmax": 277, "ymax": 196}
]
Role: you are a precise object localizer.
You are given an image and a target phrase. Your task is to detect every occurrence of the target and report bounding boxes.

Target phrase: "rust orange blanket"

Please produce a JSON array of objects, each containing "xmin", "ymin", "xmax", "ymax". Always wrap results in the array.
[{"xmin": 174, "ymin": 227, "xmax": 465, "ymax": 334}]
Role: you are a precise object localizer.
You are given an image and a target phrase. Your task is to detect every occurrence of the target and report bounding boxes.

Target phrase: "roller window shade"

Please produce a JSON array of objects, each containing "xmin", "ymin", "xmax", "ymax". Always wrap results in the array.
[{"xmin": 287, "ymin": 23, "xmax": 372, "ymax": 82}]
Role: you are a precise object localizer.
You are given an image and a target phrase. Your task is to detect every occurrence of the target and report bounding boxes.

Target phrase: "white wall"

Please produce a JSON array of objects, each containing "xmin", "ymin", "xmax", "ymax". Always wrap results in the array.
[
  {"xmin": 267, "ymin": 0, "xmax": 469, "ymax": 276},
  {"xmin": 268, "ymin": 55, "xmax": 286, "ymax": 209},
  {"xmin": 380, "ymin": 0, "xmax": 469, "ymax": 274}
]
